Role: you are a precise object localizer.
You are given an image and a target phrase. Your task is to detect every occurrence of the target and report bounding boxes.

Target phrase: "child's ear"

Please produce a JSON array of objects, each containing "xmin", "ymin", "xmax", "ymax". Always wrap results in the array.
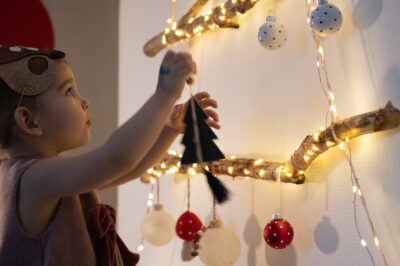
[{"xmin": 14, "ymin": 107, "xmax": 43, "ymax": 136}]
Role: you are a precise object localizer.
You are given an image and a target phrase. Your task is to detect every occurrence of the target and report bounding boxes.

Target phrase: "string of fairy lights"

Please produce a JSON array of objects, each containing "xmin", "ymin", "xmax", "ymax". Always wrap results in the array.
[
  {"xmin": 137, "ymin": 0, "xmax": 389, "ymax": 264},
  {"xmin": 306, "ymin": 0, "xmax": 388, "ymax": 265},
  {"xmin": 160, "ymin": 0, "xmax": 260, "ymax": 47}
]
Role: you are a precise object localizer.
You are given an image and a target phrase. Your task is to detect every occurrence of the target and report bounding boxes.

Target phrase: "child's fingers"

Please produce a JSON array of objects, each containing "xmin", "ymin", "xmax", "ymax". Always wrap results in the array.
[
  {"xmin": 172, "ymin": 54, "xmax": 197, "ymax": 75},
  {"xmin": 163, "ymin": 50, "xmax": 176, "ymax": 62},
  {"xmin": 193, "ymin": 91, "xmax": 210, "ymax": 102},
  {"xmin": 173, "ymin": 104, "xmax": 184, "ymax": 117},
  {"xmin": 204, "ymin": 109, "xmax": 219, "ymax": 122},
  {"xmin": 206, "ymin": 118, "xmax": 221, "ymax": 129},
  {"xmin": 199, "ymin": 98, "xmax": 218, "ymax": 109}
]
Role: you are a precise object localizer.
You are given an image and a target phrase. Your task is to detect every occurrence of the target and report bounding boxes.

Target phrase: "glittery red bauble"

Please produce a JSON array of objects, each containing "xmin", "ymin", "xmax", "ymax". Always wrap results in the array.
[
  {"xmin": 175, "ymin": 211, "xmax": 204, "ymax": 241},
  {"xmin": 263, "ymin": 215, "xmax": 294, "ymax": 249}
]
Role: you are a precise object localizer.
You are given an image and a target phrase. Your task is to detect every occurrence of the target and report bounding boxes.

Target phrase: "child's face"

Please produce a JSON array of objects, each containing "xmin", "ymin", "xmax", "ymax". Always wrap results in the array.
[{"xmin": 35, "ymin": 60, "xmax": 92, "ymax": 152}]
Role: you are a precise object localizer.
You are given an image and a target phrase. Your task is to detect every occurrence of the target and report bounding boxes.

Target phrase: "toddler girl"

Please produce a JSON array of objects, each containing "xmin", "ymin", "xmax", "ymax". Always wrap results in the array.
[{"xmin": 0, "ymin": 45, "xmax": 220, "ymax": 265}]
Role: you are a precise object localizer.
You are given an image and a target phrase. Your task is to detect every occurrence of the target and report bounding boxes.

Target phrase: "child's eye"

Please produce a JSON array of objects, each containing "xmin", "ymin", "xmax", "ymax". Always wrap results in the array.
[{"xmin": 66, "ymin": 88, "xmax": 74, "ymax": 96}]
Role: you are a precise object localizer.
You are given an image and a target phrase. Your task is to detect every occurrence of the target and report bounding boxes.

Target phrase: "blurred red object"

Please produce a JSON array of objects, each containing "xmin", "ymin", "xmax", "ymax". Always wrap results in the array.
[{"xmin": 0, "ymin": 0, "xmax": 54, "ymax": 51}]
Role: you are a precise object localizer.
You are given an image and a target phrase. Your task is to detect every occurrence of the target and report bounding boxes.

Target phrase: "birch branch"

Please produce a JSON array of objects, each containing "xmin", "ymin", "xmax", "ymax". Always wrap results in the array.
[
  {"xmin": 141, "ymin": 101, "xmax": 400, "ymax": 184},
  {"xmin": 143, "ymin": 0, "xmax": 259, "ymax": 57}
]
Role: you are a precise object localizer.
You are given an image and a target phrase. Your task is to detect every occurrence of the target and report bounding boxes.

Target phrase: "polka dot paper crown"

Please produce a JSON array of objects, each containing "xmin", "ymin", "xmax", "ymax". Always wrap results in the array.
[{"xmin": 0, "ymin": 44, "xmax": 67, "ymax": 96}]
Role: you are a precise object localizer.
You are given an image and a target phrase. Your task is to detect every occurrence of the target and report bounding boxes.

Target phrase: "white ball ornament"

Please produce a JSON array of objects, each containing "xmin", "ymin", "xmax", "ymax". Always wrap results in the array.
[
  {"xmin": 198, "ymin": 219, "xmax": 241, "ymax": 266},
  {"xmin": 140, "ymin": 203, "xmax": 175, "ymax": 246},
  {"xmin": 310, "ymin": 0, "xmax": 343, "ymax": 37},
  {"xmin": 258, "ymin": 15, "xmax": 287, "ymax": 50}
]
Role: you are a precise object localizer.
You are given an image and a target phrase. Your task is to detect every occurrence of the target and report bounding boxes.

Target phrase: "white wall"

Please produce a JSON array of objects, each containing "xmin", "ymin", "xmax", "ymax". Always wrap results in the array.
[
  {"xmin": 42, "ymin": 0, "xmax": 119, "ymax": 208},
  {"xmin": 118, "ymin": 0, "xmax": 400, "ymax": 265}
]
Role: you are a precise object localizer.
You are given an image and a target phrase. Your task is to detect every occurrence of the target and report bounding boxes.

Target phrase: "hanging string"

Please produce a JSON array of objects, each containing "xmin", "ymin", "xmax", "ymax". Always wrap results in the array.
[
  {"xmin": 156, "ymin": 177, "xmax": 160, "ymax": 205},
  {"xmin": 212, "ymin": 195, "xmax": 217, "ymax": 221},
  {"xmin": 276, "ymin": 166, "xmax": 283, "ymax": 216},
  {"xmin": 187, "ymin": 174, "xmax": 191, "ymax": 211}
]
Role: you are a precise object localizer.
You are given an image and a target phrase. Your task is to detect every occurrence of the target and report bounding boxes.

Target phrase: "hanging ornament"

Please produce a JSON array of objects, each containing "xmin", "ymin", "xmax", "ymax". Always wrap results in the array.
[
  {"xmin": 309, "ymin": 0, "xmax": 343, "ymax": 37},
  {"xmin": 140, "ymin": 203, "xmax": 175, "ymax": 246},
  {"xmin": 263, "ymin": 213, "xmax": 294, "ymax": 249},
  {"xmin": 176, "ymin": 211, "xmax": 204, "ymax": 241},
  {"xmin": 258, "ymin": 14, "xmax": 287, "ymax": 50},
  {"xmin": 181, "ymin": 95, "xmax": 229, "ymax": 203},
  {"xmin": 176, "ymin": 174, "xmax": 204, "ymax": 241},
  {"xmin": 198, "ymin": 219, "xmax": 241, "ymax": 266}
]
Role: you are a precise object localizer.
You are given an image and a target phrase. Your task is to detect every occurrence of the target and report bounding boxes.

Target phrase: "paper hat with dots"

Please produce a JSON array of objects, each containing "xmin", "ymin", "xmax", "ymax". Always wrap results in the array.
[{"xmin": 0, "ymin": 44, "xmax": 66, "ymax": 96}]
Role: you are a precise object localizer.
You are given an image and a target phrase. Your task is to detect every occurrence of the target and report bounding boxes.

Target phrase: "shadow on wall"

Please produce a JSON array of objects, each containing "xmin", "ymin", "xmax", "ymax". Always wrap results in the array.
[
  {"xmin": 265, "ymin": 244, "xmax": 297, "ymax": 266},
  {"xmin": 314, "ymin": 215, "xmax": 339, "ymax": 254},
  {"xmin": 244, "ymin": 213, "xmax": 263, "ymax": 266},
  {"xmin": 352, "ymin": 0, "xmax": 383, "ymax": 30}
]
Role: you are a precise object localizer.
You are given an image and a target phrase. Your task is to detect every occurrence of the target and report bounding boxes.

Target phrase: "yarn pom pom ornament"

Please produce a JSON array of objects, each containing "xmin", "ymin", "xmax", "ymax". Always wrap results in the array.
[
  {"xmin": 258, "ymin": 15, "xmax": 287, "ymax": 50},
  {"xmin": 198, "ymin": 219, "xmax": 241, "ymax": 266},
  {"xmin": 309, "ymin": 0, "xmax": 343, "ymax": 37},
  {"xmin": 140, "ymin": 203, "xmax": 175, "ymax": 246},
  {"xmin": 263, "ymin": 213, "xmax": 294, "ymax": 249},
  {"xmin": 175, "ymin": 211, "xmax": 204, "ymax": 241}
]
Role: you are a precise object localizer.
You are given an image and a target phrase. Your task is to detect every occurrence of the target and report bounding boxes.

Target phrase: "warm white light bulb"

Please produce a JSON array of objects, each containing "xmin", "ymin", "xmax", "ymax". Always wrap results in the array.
[
  {"xmin": 339, "ymin": 142, "xmax": 345, "ymax": 150},
  {"xmin": 172, "ymin": 22, "xmax": 177, "ymax": 30},
  {"xmin": 161, "ymin": 35, "xmax": 167, "ymax": 45},
  {"xmin": 137, "ymin": 244, "xmax": 144, "ymax": 252},
  {"xmin": 326, "ymin": 141, "xmax": 335, "ymax": 147},
  {"xmin": 352, "ymin": 186, "xmax": 357, "ymax": 194},
  {"xmin": 188, "ymin": 168, "xmax": 197, "ymax": 176},
  {"xmin": 329, "ymin": 92, "xmax": 335, "ymax": 101},
  {"xmin": 318, "ymin": 46, "xmax": 324, "ymax": 56},
  {"xmin": 374, "ymin": 237, "xmax": 380, "ymax": 247},
  {"xmin": 361, "ymin": 239, "xmax": 367, "ymax": 247},
  {"xmin": 228, "ymin": 167, "xmax": 234, "ymax": 175},
  {"xmin": 148, "ymin": 193, "xmax": 154, "ymax": 200},
  {"xmin": 313, "ymin": 133, "xmax": 320, "ymax": 142}
]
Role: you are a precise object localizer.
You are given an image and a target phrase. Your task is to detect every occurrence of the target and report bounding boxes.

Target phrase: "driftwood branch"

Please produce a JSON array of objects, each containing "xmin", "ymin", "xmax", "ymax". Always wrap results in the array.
[
  {"xmin": 141, "ymin": 102, "xmax": 400, "ymax": 184},
  {"xmin": 143, "ymin": 0, "xmax": 259, "ymax": 57}
]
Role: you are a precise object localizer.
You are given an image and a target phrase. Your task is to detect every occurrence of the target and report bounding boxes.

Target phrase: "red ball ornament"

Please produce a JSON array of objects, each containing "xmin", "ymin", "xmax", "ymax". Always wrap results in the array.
[
  {"xmin": 176, "ymin": 211, "xmax": 204, "ymax": 241},
  {"xmin": 263, "ymin": 214, "xmax": 294, "ymax": 249}
]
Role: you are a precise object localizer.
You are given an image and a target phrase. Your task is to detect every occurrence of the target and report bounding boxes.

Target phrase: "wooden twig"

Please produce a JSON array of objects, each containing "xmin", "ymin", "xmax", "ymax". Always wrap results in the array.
[
  {"xmin": 143, "ymin": 0, "xmax": 259, "ymax": 57},
  {"xmin": 141, "ymin": 102, "xmax": 400, "ymax": 184}
]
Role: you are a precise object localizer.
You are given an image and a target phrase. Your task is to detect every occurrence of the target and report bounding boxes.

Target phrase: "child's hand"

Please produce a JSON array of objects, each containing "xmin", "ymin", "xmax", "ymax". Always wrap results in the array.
[
  {"xmin": 156, "ymin": 50, "xmax": 197, "ymax": 101},
  {"xmin": 166, "ymin": 91, "xmax": 221, "ymax": 134}
]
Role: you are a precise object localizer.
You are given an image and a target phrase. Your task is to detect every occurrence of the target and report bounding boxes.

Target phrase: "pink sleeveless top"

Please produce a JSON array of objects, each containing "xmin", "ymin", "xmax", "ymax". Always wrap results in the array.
[{"xmin": 0, "ymin": 157, "xmax": 139, "ymax": 266}]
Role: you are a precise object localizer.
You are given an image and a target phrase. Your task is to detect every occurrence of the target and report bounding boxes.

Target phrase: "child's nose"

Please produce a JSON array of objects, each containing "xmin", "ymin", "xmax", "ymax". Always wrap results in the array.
[{"xmin": 82, "ymin": 98, "xmax": 91, "ymax": 110}]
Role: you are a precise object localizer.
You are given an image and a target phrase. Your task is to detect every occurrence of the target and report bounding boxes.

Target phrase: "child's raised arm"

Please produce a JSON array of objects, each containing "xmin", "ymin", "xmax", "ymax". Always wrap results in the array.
[{"xmin": 20, "ymin": 50, "xmax": 196, "ymax": 201}]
